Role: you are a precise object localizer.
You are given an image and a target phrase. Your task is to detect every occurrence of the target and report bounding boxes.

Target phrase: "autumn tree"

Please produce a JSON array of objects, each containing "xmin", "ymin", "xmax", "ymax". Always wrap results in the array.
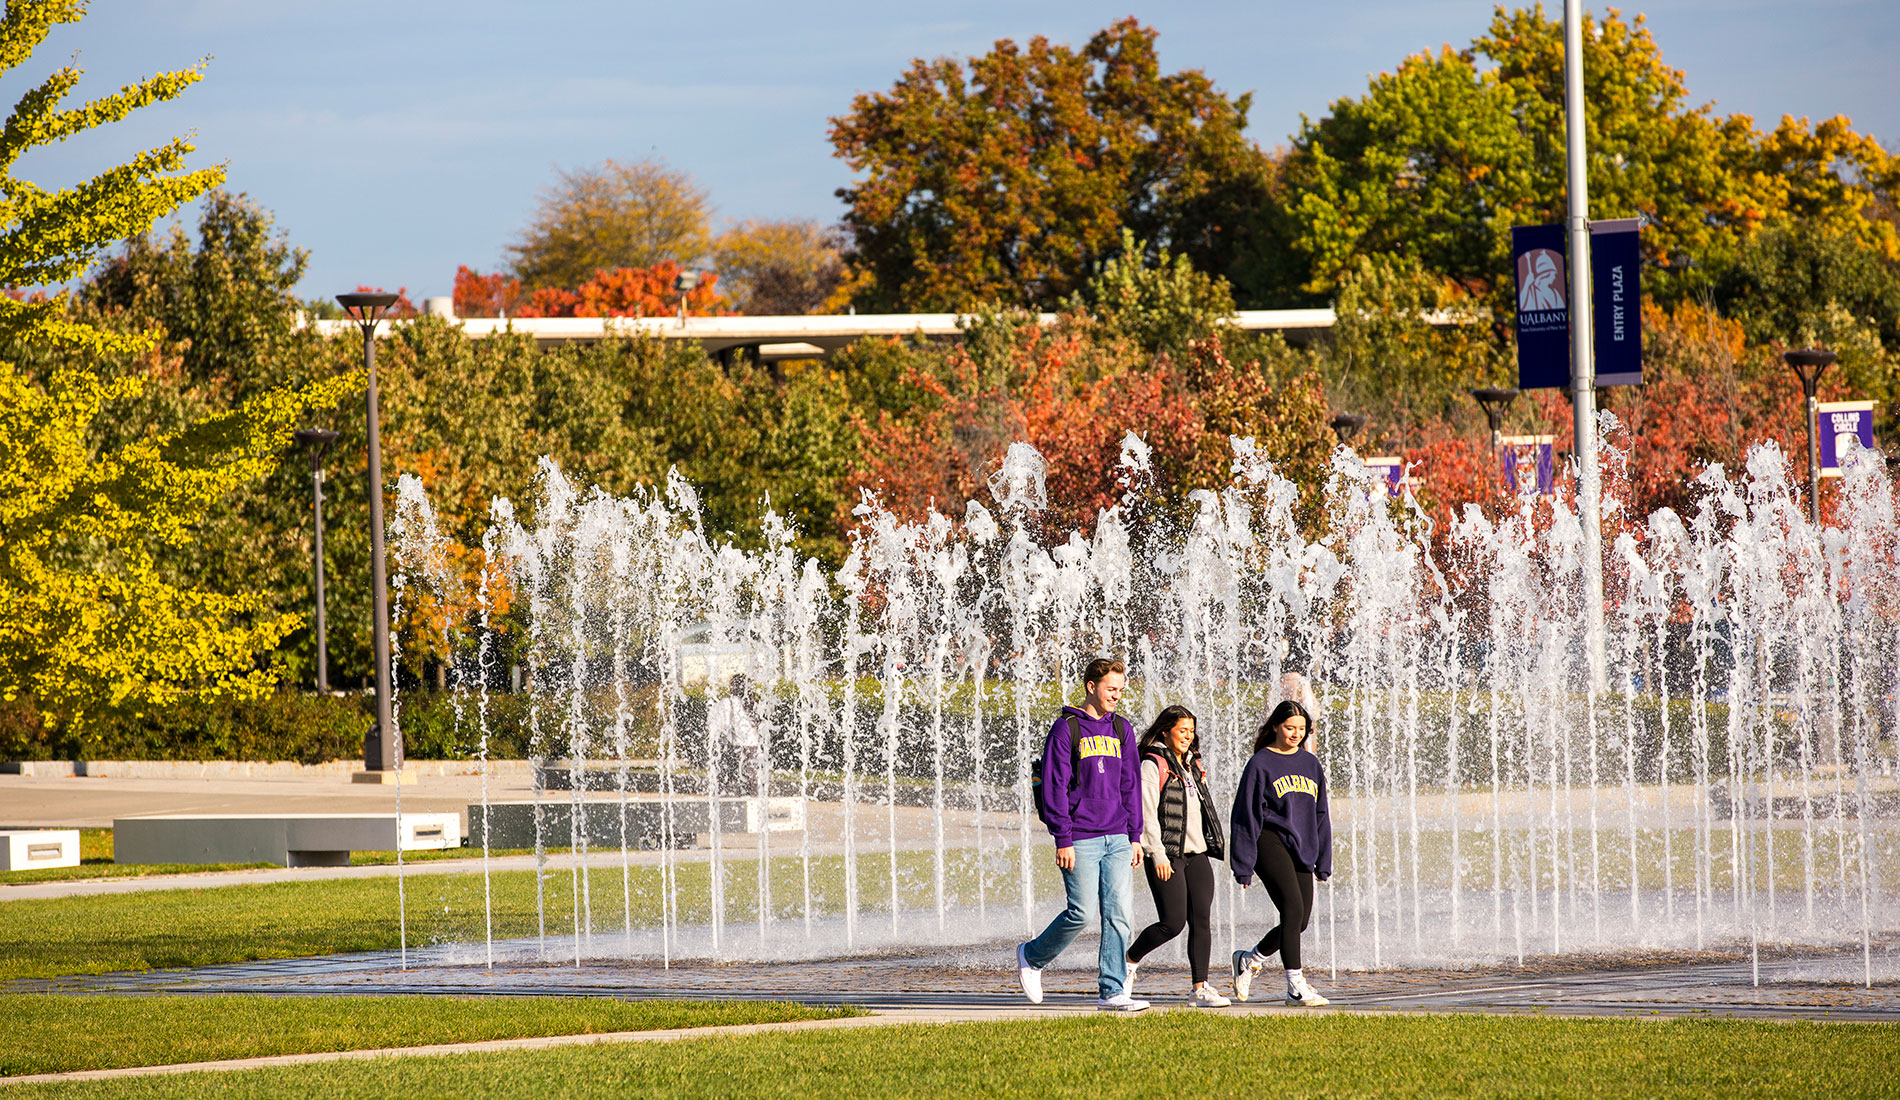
[
  {"xmin": 713, "ymin": 219, "xmax": 846, "ymax": 315},
  {"xmin": 831, "ymin": 18, "xmax": 1272, "ymax": 311},
  {"xmin": 453, "ymin": 261, "xmax": 726, "ymax": 319},
  {"xmin": 506, "ymin": 158, "xmax": 712, "ymax": 290},
  {"xmin": 0, "ymin": 2, "xmax": 355, "ymax": 736}
]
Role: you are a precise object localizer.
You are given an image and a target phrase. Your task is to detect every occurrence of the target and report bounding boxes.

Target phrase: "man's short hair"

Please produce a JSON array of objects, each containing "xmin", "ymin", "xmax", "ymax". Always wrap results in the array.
[{"xmin": 1083, "ymin": 656, "xmax": 1126, "ymax": 688}]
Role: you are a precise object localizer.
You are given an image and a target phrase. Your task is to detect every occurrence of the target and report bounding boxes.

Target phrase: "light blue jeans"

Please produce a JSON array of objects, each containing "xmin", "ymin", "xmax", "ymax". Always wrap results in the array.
[{"xmin": 1023, "ymin": 833, "xmax": 1133, "ymax": 998}]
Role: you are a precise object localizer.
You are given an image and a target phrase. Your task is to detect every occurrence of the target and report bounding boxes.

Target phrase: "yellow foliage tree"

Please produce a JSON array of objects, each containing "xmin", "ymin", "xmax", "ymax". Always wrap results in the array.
[{"xmin": 0, "ymin": 1, "xmax": 357, "ymax": 737}]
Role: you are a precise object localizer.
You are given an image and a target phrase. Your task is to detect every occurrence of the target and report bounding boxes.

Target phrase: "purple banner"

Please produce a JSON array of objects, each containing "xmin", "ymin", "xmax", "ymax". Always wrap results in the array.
[
  {"xmin": 1513, "ymin": 224, "xmax": 1570, "ymax": 390},
  {"xmin": 1817, "ymin": 401, "xmax": 1876, "ymax": 476},
  {"xmin": 1501, "ymin": 435, "xmax": 1556, "ymax": 496},
  {"xmin": 1590, "ymin": 218, "xmax": 1642, "ymax": 386}
]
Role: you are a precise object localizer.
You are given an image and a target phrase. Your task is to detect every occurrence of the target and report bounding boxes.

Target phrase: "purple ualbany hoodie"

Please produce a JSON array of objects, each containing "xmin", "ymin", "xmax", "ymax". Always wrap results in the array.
[{"xmin": 1038, "ymin": 705, "xmax": 1142, "ymax": 849}]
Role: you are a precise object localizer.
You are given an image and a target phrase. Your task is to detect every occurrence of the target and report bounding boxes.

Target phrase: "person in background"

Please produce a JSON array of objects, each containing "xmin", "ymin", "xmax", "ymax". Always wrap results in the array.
[
  {"xmin": 709, "ymin": 673, "xmax": 763, "ymax": 801},
  {"xmin": 1229, "ymin": 699, "xmax": 1333, "ymax": 1007},
  {"xmin": 1015, "ymin": 655, "xmax": 1148, "ymax": 1012},
  {"xmin": 1125, "ymin": 704, "xmax": 1230, "ymax": 1007}
]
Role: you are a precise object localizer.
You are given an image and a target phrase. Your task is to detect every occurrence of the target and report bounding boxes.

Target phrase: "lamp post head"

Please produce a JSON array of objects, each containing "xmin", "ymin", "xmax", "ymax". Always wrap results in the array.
[
  {"xmin": 1329, "ymin": 412, "xmax": 1367, "ymax": 446},
  {"xmin": 1782, "ymin": 347, "xmax": 1836, "ymax": 399},
  {"xmin": 336, "ymin": 291, "xmax": 400, "ymax": 332},
  {"xmin": 293, "ymin": 428, "xmax": 339, "ymax": 472},
  {"xmin": 1471, "ymin": 387, "xmax": 1519, "ymax": 433}
]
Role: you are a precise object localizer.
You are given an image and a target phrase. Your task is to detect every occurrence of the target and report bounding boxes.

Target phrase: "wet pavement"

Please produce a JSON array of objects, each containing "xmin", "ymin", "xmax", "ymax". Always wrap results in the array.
[{"xmin": 13, "ymin": 940, "xmax": 1897, "ymax": 1023}]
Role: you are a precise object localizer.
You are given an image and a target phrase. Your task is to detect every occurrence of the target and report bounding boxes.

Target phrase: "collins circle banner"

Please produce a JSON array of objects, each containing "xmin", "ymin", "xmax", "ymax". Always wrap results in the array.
[
  {"xmin": 1590, "ymin": 218, "xmax": 1642, "ymax": 386},
  {"xmin": 1816, "ymin": 400, "xmax": 1876, "ymax": 477},
  {"xmin": 1512, "ymin": 224, "xmax": 1570, "ymax": 390}
]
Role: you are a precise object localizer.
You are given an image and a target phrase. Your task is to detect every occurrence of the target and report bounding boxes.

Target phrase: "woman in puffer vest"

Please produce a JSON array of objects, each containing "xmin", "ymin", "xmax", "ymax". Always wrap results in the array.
[{"xmin": 1123, "ymin": 704, "xmax": 1231, "ymax": 1007}]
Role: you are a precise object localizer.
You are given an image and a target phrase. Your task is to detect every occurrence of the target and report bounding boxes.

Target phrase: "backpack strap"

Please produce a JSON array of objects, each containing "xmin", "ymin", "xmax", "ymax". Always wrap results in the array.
[{"xmin": 1141, "ymin": 746, "xmax": 1172, "ymax": 791}]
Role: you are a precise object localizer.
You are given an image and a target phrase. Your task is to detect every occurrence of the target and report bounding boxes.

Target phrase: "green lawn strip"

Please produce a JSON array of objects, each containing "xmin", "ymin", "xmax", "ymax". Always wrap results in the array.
[
  {"xmin": 0, "ymin": 994, "xmax": 852, "ymax": 1077},
  {"xmin": 0, "ymin": 851, "xmax": 1059, "ymax": 981},
  {"xmin": 5, "ymin": 1013, "xmax": 1893, "ymax": 1099}
]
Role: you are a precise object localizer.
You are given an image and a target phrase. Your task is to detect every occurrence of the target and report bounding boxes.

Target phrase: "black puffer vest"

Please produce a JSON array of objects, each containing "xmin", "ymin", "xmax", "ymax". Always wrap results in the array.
[{"xmin": 1145, "ymin": 747, "xmax": 1226, "ymax": 862}]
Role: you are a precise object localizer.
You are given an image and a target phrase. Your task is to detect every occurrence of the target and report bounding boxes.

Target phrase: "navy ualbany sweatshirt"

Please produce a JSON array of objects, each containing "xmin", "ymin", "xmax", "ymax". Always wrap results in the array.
[{"xmin": 1229, "ymin": 748, "xmax": 1332, "ymax": 884}]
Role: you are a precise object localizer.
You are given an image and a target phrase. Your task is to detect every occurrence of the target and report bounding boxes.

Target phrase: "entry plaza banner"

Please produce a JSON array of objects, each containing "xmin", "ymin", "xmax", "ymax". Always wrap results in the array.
[
  {"xmin": 1589, "ymin": 218, "xmax": 1642, "ymax": 386},
  {"xmin": 1501, "ymin": 435, "xmax": 1556, "ymax": 496},
  {"xmin": 1817, "ymin": 400, "xmax": 1877, "ymax": 477}
]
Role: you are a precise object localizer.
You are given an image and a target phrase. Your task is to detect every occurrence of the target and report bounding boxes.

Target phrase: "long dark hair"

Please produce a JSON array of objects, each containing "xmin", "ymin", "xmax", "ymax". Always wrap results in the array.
[
  {"xmin": 1254, "ymin": 699, "xmax": 1314, "ymax": 754},
  {"xmin": 1139, "ymin": 705, "xmax": 1200, "ymax": 758}
]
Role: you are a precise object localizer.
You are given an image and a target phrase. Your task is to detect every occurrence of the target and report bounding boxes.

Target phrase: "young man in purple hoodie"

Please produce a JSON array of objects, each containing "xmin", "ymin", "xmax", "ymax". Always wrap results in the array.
[{"xmin": 1014, "ymin": 656, "xmax": 1149, "ymax": 1011}]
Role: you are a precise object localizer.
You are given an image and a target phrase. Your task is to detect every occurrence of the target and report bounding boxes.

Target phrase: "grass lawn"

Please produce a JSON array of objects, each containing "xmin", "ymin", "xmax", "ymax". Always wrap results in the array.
[
  {"xmin": 1, "ymin": 994, "xmax": 851, "ymax": 1076},
  {"xmin": 0, "ymin": 848, "xmax": 1058, "ymax": 981},
  {"xmin": 6, "ymin": 1012, "xmax": 1894, "ymax": 1099}
]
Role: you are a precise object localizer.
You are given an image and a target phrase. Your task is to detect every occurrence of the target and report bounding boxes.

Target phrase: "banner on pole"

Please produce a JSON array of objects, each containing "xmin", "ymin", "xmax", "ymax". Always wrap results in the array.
[
  {"xmin": 1512, "ymin": 225, "xmax": 1570, "ymax": 390},
  {"xmin": 1589, "ymin": 218, "xmax": 1642, "ymax": 385},
  {"xmin": 1363, "ymin": 456, "xmax": 1408, "ymax": 498},
  {"xmin": 1817, "ymin": 400, "xmax": 1876, "ymax": 477},
  {"xmin": 1501, "ymin": 435, "xmax": 1557, "ymax": 496}
]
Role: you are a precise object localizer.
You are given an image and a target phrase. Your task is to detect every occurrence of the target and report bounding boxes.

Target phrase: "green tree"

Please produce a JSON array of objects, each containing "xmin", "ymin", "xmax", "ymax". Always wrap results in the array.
[
  {"xmin": 0, "ymin": 0, "xmax": 353, "ymax": 736},
  {"xmin": 830, "ymin": 18, "xmax": 1270, "ymax": 311},
  {"xmin": 506, "ymin": 158, "xmax": 713, "ymax": 290},
  {"xmin": 1064, "ymin": 228, "xmax": 1236, "ymax": 357},
  {"xmin": 1269, "ymin": 7, "xmax": 1895, "ymax": 311}
]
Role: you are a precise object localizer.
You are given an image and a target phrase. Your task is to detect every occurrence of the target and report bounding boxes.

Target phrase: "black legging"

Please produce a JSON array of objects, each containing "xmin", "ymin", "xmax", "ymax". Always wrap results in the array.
[
  {"xmin": 1250, "ymin": 833, "xmax": 1314, "ymax": 969},
  {"xmin": 1127, "ymin": 850, "xmax": 1214, "ymax": 983}
]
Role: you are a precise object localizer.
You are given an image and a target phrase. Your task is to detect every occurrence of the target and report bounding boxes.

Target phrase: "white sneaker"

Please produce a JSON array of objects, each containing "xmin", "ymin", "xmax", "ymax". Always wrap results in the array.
[
  {"xmin": 1189, "ymin": 984, "xmax": 1232, "ymax": 1008},
  {"xmin": 1124, "ymin": 959, "xmax": 1139, "ymax": 997},
  {"xmin": 1015, "ymin": 943, "xmax": 1043, "ymax": 1004},
  {"xmin": 1231, "ymin": 950, "xmax": 1259, "ymax": 1002},
  {"xmin": 1286, "ymin": 973, "xmax": 1330, "ymax": 1007},
  {"xmin": 1096, "ymin": 992, "xmax": 1150, "ymax": 1012}
]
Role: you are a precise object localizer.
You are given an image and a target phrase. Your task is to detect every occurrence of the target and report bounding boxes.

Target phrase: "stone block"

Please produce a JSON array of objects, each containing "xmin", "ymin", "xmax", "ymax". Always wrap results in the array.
[
  {"xmin": 113, "ymin": 813, "xmax": 461, "ymax": 867},
  {"xmin": 0, "ymin": 829, "xmax": 80, "ymax": 870}
]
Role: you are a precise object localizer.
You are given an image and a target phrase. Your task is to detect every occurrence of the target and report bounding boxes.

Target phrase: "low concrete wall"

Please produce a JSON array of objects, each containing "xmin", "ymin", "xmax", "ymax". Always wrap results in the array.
[
  {"xmin": 5, "ymin": 760, "xmax": 536, "ymax": 781},
  {"xmin": 114, "ymin": 813, "xmax": 462, "ymax": 867}
]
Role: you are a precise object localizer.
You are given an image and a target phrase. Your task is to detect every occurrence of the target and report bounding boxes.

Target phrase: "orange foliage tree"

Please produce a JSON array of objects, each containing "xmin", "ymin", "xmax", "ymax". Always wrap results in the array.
[
  {"xmin": 850, "ymin": 322, "xmax": 1328, "ymax": 534},
  {"xmin": 451, "ymin": 261, "xmax": 728, "ymax": 319}
]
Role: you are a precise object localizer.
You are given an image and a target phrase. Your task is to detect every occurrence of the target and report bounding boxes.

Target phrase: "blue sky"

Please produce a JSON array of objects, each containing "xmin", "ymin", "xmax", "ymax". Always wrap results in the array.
[{"xmin": 14, "ymin": 1, "xmax": 1897, "ymax": 303}]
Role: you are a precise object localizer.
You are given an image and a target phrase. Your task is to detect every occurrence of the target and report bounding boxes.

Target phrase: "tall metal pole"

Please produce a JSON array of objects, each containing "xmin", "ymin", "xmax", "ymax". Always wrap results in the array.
[
  {"xmin": 338, "ymin": 292, "xmax": 399, "ymax": 773},
  {"xmin": 1564, "ymin": 0, "xmax": 1606, "ymax": 686}
]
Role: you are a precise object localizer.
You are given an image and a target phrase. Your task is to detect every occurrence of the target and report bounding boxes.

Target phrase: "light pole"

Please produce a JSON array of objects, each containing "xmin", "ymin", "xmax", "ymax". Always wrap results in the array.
[
  {"xmin": 674, "ymin": 269, "xmax": 700, "ymax": 324},
  {"xmin": 1472, "ymin": 388, "xmax": 1517, "ymax": 454},
  {"xmin": 336, "ymin": 291, "xmax": 401, "ymax": 778},
  {"xmin": 1329, "ymin": 412, "xmax": 1366, "ymax": 448},
  {"xmin": 1563, "ymin": 0, "xmax": 1606, "ymax": 688},
  {"xmin": 293, "ymin": 428, "xmax": 339, "ymax": 693},
  {"xmin": 1784, "ymin": 347, "xmax": 1836, "ymax": 526}
]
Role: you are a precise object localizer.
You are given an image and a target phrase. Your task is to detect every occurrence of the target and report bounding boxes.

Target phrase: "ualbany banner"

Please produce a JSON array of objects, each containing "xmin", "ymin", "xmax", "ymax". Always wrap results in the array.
[{"xmin": 1512, "ymin": 224, "xmax": 1570, "ymax": 390}]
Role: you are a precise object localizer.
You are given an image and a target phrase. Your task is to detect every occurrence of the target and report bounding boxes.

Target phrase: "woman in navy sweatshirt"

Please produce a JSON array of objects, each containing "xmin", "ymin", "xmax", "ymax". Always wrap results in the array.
[{"xmin": 1227, "ymin": 699, "xmax": 1333, "ymax": 1006}]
